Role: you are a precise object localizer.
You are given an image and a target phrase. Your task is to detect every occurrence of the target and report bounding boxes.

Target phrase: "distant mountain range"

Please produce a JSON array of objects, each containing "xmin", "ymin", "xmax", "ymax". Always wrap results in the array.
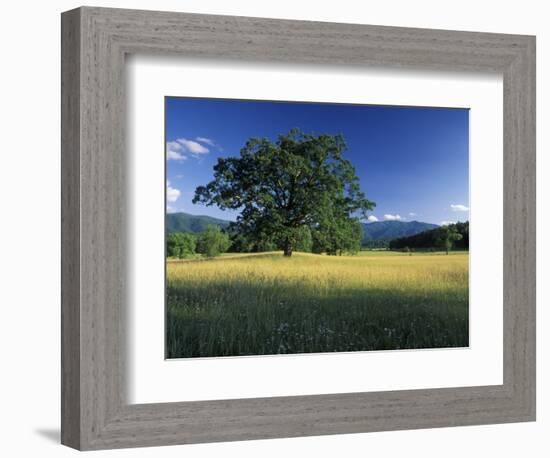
[
  {"xmin": 166, "ymin": 212, "xmax": 438, "ymax": 243},
  {"xmin": 361, "ymin": 220, "xmax": 439, "ymax": 243},
  {"xmin": 166, "ymin": 212, "xmax": 230, "ymax": 234}
]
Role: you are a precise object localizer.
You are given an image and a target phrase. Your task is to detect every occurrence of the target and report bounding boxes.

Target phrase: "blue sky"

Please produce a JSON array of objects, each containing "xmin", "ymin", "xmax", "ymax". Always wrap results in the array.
[{"xmin": 165, "ymin": 97, "xmax": 469, "ymax": 226}]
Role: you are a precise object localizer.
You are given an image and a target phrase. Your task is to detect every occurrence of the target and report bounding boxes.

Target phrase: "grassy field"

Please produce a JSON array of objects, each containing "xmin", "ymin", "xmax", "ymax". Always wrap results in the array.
[{"xmin": 166, "ymin": 251, "xmax": 469, "ymax": 358}]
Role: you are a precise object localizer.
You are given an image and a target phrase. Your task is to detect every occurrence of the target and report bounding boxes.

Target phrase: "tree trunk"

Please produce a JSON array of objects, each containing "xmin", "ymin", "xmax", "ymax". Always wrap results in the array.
[{"xmin": 283, "ymin": 241, "xmax": 293, "ymax": 257}]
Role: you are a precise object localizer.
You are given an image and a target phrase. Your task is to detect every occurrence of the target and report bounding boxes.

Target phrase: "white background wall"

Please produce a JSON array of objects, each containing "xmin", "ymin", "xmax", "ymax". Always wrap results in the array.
[{"xmin": 0, "ymin": 1, "xmax": 546, "ymax": 456}]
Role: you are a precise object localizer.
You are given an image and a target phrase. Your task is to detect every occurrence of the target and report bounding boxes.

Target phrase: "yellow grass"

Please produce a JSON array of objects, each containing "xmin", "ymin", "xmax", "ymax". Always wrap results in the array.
[
  {"xmin": 166, "ymin": 252, "xmax": 469, "ymax": 358},
  {"xmin": 168, "ymin": 251, "xmax": 467, "ymax": 296}
]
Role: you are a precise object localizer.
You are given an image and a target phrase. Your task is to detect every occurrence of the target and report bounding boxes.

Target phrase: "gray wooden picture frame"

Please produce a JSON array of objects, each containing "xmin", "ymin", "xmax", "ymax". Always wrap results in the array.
[{"xmin": 61, "ymin": 6, "xmax": 536, "ymax": 451}]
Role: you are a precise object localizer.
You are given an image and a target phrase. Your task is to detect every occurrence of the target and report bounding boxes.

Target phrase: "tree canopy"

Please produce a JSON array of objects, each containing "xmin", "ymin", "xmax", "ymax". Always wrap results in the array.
[
  {"xmin": 389, "ymin": 221, "xmax": 469, "ymax": 252},
  {"xmin": 167, "ymin": 232, "xmax": 196, "ymax": 259},
  {"xmin": 195, "ymin": 225, "xmax": 231, "ymax": 258},
  {"xmin": 193, "ymin": 129, "xmax": 375, "ymax": 256},
  {"xmin": 436, "ymin": 225, "xmax": 463, "ymax": 255}
]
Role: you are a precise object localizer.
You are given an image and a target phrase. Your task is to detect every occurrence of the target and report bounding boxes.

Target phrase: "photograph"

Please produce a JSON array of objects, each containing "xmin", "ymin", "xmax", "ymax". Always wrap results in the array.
[{"xmin": 165, "ymin": 97, "xmax": 470, "ymax": 359}]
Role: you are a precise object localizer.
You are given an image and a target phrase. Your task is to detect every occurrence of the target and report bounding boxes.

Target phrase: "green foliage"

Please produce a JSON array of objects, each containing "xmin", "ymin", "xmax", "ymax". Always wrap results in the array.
[
  {"xmin": 362, "ymin": 239, "xmax": 390, "ymax": 249},
  {"xmin": 227, "ymin": 231, "xmax": 254, "ymax": 253},
  {"xmin": 389, "ymin": 221, "xmax": 469, "ymax": 252},
  {"xmin": 312, "ymin": 215, "xmax": 363, "ymax": 255},
  {"xmin": 166, "ymin": 213, "xmax": 442, "ymax": 251},
  {"xmin": 194, "ymin": 129, "xmax": 375, "ymax": 256},
  {"xmin": 255, "ymin": 238, "xmax": 279, "ymax": 253},
  {"xmin": 294, "ymin": 225, "xmax": 313, "ymax": 252},
  {"xmin": 436, "ymin": 226, "xmax": 463, "ymax": 255},
  {"xmin": 195, "ymin": 225, "xmax": 231, "ymax": 257},
  {"xmin": 167, "ymin": 232, "xmax": 196, "ymax": 259},
  {"xmin": 452, "ymin": 221, "xmax": 469, "ymax": 249},
  {"xmin": 226, "ymin": 224, "xmax": 278, "ymax": 253}
]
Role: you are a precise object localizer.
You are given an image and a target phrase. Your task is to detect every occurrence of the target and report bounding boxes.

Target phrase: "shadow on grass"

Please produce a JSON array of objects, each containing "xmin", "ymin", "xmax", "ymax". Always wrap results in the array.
[{"xmin": 166, "ymin": 280, "xmax": 468, "ymax": 359}]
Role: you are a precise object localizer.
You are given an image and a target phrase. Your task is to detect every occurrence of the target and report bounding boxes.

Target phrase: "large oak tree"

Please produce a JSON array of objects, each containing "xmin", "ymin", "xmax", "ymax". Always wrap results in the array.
[{"xmin": 193, "ymin": 129, "xmax": 375, "ymax": 256}]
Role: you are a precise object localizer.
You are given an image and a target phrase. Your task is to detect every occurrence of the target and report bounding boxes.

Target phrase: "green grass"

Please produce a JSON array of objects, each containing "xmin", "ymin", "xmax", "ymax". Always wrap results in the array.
[{"xmin": 166, "ymin": 251, "xmax": 469, "ymax": 358}]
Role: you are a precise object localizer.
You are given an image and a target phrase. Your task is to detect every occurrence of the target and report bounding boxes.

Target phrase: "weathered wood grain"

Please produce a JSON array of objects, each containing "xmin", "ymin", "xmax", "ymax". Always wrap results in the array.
[
  {"xmin": 61, "ymin": 7, "xmax": 81, "ymax": 449},
  {"xmin": 61, "ymin": 6, "xmax": 536, "ymax": 450}
]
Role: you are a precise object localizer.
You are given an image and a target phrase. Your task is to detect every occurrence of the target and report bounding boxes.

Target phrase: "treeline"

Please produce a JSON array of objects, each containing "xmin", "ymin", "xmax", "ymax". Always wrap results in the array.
[
  {"xmin": 168, "ymin": 219, "xmax": 365, "ymax": 259},
  {"xmin": 167, "ymin": 226, "xmax": 231, "ymax": 259},
  {"xmin": 362, "ymin": 240, "xmax": 390, "ymax": 249},
  {"xmin": 230, "ymin": 219, "xmax": 363, "ymax": 256},
  {"xmin": 389, "ymin": 221, "xmax": 469, "ymax": 252}
]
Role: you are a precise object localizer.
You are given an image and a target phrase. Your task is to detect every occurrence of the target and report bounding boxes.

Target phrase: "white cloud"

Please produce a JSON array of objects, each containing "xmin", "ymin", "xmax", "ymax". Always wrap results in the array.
[
  {"xmin": 167, "ymin": 150, "xmax": 185, "ymax": 160},
  {"xmin": 383, "ymin": 214, "xmax": 402, "ymax": 221},
  {"xmin": 166, "ymin": 181, "xmax": 181, "ymax": 203},
  {"xmin": 367, "ymin": 215, "xmax": 379, "ymax": 222},
  {"xmin": 195, "ymin": 137, "xmax": 217, "ymax": 147},
  {"xmin": 178, "ymin": 138, "xmax": 209, "ymax": 155},
  {"xmin": 166, "ymin": 138, "xmax": 210, "ymax": 160},
  {"xmin": 440, "ymin": 220, "xmax": 455, "ymax": 226},
  {"xmin": 167, "ymin": 141, "xmax": 186, "ymax": 160},
  {"xmin": 450, "ymin": 204, "xmax": 469, "ymax": 212},
  {"xmin": 409, "ymin": 212, "xmax": 417, "ymax": 217}
]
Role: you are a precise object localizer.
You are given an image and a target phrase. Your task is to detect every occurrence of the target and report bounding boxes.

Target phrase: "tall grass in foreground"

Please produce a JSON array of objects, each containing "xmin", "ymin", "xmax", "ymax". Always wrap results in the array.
[{"xmin": 166, "ymin": 252, "xmax": 469, "ymax": 358}]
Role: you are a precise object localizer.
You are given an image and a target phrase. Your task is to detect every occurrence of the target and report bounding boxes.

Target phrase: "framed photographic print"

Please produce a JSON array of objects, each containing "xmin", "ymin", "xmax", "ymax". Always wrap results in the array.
[
  {"xmin": 61, "ymin": 6, "xmax": 536, "ymax": 450},
  {"xmin": 164, "ymin": 98, "xmax": 470, "ymax": 359}
]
